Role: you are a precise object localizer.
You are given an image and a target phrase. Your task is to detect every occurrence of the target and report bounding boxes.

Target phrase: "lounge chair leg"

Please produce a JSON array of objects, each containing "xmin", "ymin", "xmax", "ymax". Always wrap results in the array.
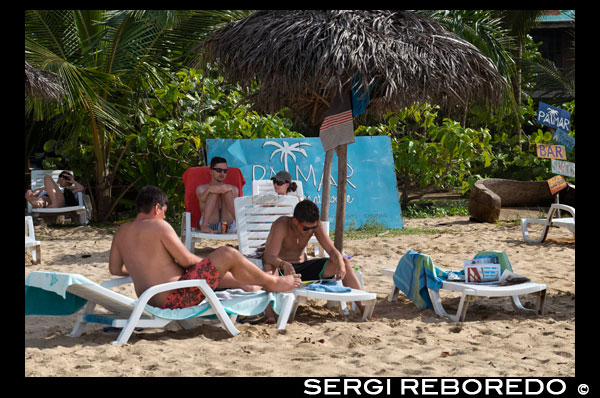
[
  {"xmin": 276, "ymin": 293, "xmax": 294, "ymax": 330},
  {"xmin": 536, "ymin": 289, "xmax": 547, "ymax": 315},
  {"xmin": 289, "ymin": 296, "xmax": 306, "ymax": 322},
  {"xmin": 456, "ymin": 294, "xmax": 474, "ymax": 322},
  {"xmin": 68, "ymin": 302, "xmax": 96, "ymax": 337},
  {"xmin": 361, "ymin": 299, "xmax": 376, "ymax": 320},
  {"xmin": 388, "ymin": 286, "xmax": 399, "ymax": 302}
]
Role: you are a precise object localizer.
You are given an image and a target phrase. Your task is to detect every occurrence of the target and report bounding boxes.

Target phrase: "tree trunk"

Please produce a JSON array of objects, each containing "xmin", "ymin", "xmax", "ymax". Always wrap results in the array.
[
  {"xmin": 333, "ymin": 144, "xmax": 348, "ymax": 252},
  {"xmin": 94, "ymin": 179, "xmax": 112, "ymax": 222}
]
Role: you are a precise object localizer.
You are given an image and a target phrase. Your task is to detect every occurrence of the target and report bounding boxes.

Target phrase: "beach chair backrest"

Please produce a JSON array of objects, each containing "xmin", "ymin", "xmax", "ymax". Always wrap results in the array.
[
  {"xmin": 31, "ymin": 170, "xmax": 73, "ymax": 190},
  {"xmin": 182, "ymin": 166, "xmax": 245, "ymax": 229},
  {"xmin": 235, "ymin": 195, "xmax": 298, "ymax": 256},
  {"xmin": 252, "ymin": 179, "xmax": 304, "ymax": 200}
]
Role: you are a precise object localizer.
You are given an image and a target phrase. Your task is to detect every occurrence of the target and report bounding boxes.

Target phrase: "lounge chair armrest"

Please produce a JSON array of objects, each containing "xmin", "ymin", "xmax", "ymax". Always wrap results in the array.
[
  {"xmin": 549, "ymin": 203, "xmax": 575, "ymax": 218},
  {"xmin": 136, "ymin": 279, "xmax": 214, "ymax": 307},
  {"xmin": 101, "ymin": 276, "xmax": 134, "ymax": 289}
]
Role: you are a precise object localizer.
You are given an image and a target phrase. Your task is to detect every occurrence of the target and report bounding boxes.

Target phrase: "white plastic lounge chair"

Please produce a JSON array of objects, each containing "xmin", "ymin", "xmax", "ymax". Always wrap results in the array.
[
  {"xmin": 25, "ymin": 216, "xmax": 41, "ymax": 264},
  {"xmin": 521, "ymin": 203, "xmax": 575, "ymax": 243},
  {"xmin": 252, "ymin": 178, "xmax": 305, "ymax": 200},
  {"xmin": 180, "ymin": 166, "xmax": 245, "ymax": 252},
  {"xmin": 25, "ymin": 271, "xmax": 294, "ymax": 344},
  {"xmin": 235, "ymin": 194, "xmax": 374, "ymax": 319},
  {"xmin": 251, "ymin": 179, "xmax": 326, "ymax": 253},
  {"xmin": 381, "ymin": 268, "xmax": 546, "ymax": 322},
  {"xmin": 26, "ymin": 170, "xmax": 89, "ymax": 225}
]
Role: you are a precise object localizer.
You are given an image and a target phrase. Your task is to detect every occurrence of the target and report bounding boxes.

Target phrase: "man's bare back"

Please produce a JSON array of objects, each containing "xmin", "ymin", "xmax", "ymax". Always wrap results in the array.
[
  {"xmin": 109, "ymin": 218, "xmax": 187, "ymax": 307},
  {"xmin": 109, "ymin": 186, "xmax": 302, "ymax": 309}
]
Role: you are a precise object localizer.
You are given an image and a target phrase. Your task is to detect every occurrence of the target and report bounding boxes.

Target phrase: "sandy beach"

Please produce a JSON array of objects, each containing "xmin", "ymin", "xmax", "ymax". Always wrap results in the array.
[{"xmin": 25, "ymin": 213, "xmax": 575, "ymax": 377}]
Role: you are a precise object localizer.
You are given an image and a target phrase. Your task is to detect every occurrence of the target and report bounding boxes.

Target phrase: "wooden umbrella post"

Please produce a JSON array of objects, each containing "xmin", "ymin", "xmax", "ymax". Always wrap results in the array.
[
  {"xmin": 320, "ymin": 149, "xmax": 334, "ymax": 222},
  {"xmin": 333, "ymin": 143, "xmax": 348, "ymax": 251}
]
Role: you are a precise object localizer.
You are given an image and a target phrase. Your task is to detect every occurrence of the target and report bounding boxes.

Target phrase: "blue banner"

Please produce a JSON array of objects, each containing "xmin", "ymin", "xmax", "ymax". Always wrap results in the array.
[
  {"xmin": 207, "ymin": 137, "xmax": 403, "ymax": 230},
  {"xmin": 537, "ymin": 102, "xmax": 571, "ymax": 130}
]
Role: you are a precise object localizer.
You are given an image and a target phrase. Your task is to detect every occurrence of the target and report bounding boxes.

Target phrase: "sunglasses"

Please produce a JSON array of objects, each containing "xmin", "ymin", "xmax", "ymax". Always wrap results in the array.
[
  {"xmin": 301, "ymin": 224, "xmax": 319, "ymax": 231},
  {"xmin": 211, "ymin": 167, "xmax": 228, "ymax": 174},
  {"xmin": 58, "ymin": 174, "xmax": 71, "ymax": 179},
  {"xmin": 273, "ymin": 180, "xmax": 288, "ymax": 186}
]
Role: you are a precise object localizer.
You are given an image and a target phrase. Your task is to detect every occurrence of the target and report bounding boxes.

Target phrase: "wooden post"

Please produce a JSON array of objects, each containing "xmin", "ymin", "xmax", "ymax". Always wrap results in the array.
[
  {"xmin": 333, "ymin": 144, "xmax": 348, "ymax": 251},
  {"xmin": 320, "ymin": 149, "xmax": 334, "ymax": 222}
]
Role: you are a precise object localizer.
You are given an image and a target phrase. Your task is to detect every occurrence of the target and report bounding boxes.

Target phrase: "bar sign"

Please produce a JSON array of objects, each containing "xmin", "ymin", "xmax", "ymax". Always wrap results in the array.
[
  {"xmin": 551, "ymin": 159, "xmax": 575, "ymax": 178},
  {"xmin": 536, "ymin": 143, "xmax": 567, "ymax": 160}
]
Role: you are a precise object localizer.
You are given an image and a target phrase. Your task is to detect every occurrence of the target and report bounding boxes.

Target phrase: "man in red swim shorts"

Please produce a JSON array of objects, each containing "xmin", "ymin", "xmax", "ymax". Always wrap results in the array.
[{"xmin": 108, "ymin": 185, "xmax": 301, "ymax": 309}]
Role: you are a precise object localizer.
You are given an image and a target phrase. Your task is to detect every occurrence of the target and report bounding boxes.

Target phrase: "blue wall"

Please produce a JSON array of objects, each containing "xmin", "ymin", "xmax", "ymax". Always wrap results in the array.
[{"xmin": 207, "ymin": 137, "xmax": 403, "ymax": 230}]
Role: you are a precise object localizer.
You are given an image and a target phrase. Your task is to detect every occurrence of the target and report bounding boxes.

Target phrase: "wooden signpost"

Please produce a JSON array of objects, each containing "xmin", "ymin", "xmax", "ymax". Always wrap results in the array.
[{"xmin": 535, "ymin": 102, "xmax": 574, "ymax": 199}]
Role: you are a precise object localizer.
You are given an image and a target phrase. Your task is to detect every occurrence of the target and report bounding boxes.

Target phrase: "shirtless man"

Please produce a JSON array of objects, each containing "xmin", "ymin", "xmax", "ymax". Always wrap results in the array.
[
  {"xmin": 108, "ymin": 185, "xmax": 301, "ymax": 309},
  {"xmin": 262, "ymin": 199, "xmax": 364, "ymax": 316},
  {"xmin": 195, "ymin": 157, "xmax": 238, "ymax": 234},
  {"xmin": 25, "ymin": 171, "xmax": 84, "ymax": 208}
]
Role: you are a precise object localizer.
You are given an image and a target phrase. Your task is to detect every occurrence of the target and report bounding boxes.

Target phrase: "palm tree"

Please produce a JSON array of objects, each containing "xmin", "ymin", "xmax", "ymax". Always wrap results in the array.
[{"xmin": 25, "ymin": 10, "xmax": 249, "ymax": 221}]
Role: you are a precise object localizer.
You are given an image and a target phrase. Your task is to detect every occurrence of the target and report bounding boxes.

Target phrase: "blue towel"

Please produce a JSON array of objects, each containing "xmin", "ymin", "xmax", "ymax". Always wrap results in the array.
[
  {"xmin": 393, "ymin": 250, "xmax": 448, "ymax": 309},
  {"xmin": 25, "ymin": 272, "xmax": 93, "ymax": 316},
  {"xmin": 306, "ymin": 280, "xmax": 351, "ymax": 293},
  {"xmin": 393, "ymin": 250, "xmax": 514, "ymax": 309}
]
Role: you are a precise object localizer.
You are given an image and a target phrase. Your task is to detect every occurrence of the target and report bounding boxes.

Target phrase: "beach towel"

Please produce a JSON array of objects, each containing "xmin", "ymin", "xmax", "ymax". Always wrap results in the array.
[
  {"xmin": 25, "ymin": 272, "xmax": 91, "ymax": 315},
  {"xmin": 25, "ymin": 271, "xmax": 287, "ymax": 319},
  {"xmin": 393, "ymin": 250, "xmax": 515, "ymax": 309},
  {"xmin": 392, "ymin": 250, "xmax": 449, "ymax": 309},
  {"xmin": 319, "ymin": 90, "xmax": 355, "ymax": 152},
  {"xmin": 305, "ymin": 280, "xmax": 351, "ymax": 293}
]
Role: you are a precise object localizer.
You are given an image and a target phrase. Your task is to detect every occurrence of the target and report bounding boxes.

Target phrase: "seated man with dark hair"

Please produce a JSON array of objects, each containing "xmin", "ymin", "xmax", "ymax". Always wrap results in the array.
[
  {"xmin": 195, "ymin": 156, "xmax": 238, "ymax": 234},
  {"xmin": 262, "ymin": 199, "xmax": 364, "ymax": 311},
  {"xmin": 109, "ymin": 185, "xmax": 301, "ymax": 310}
]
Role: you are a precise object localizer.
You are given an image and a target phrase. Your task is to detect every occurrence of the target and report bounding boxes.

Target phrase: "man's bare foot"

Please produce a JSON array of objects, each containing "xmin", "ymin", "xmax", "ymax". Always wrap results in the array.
[
  {"xmin": 200, "ymin": 225, "xmax": 213, "ymax": 233},
  {"xmin": 268, "ymin": 273, "xmax": 302, "ymax": 292}
]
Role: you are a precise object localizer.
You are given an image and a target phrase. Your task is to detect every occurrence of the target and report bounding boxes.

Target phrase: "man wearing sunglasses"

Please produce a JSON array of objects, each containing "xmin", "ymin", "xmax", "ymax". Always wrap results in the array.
[
  {"xmin": 25, "ymin": 171, "xmax": 84, "ymax": 209},
  {"xmin": 195, "ymin": 157, "xmax": 238, "ymax": 234},
  {"xmin": 262, "ymin": 199, "xmax": 364, "ymax": 302}
]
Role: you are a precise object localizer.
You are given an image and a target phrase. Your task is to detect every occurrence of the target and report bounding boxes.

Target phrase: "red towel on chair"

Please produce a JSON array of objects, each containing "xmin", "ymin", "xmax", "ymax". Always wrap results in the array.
[{"xmin": 182, "ymin": 166, "xmax": 246, "ymax": 229}]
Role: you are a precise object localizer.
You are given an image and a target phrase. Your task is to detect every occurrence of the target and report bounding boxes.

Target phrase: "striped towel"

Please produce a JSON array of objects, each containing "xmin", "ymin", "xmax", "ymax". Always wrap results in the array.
[
  {"xmin": 319, "ymin": 90, "xmax": 355, "ymax": 152},
  {"xmin": 392, "ymin": 250, "xmax": 449, "ymax": 309}
]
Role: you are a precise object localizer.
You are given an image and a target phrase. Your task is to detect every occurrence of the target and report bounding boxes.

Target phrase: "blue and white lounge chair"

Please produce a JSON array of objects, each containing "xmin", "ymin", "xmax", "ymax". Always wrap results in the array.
[{"xmin": 25, "ymin": 271, "xmax": 294, "ymax": 345}]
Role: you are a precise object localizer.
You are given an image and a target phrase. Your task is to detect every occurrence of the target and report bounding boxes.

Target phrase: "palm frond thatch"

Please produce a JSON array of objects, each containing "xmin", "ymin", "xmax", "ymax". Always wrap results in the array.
[
  {"xmin": 202, "ymin": 10, "xmax": 506, "ymax": 124},
  {"xmin": 25, "ymin": 61, "xmax": 65, "ymax": 102}
]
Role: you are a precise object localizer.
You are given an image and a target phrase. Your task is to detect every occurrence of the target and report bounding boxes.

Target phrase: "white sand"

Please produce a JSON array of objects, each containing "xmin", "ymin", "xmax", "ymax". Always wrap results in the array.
[{"xmin": 25, "ymin": 215, "xmax": 574, "ymax": 377}]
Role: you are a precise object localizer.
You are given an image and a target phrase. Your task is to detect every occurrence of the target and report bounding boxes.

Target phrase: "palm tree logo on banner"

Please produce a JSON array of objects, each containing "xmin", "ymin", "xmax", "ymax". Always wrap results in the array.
[{"xmin": 263, "ymin": 140, "xmax": 312, "ymax": 172}]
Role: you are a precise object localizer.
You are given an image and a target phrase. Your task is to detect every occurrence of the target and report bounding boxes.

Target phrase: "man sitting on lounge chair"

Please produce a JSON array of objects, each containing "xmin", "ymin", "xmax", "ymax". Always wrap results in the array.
[
  {"xmin": 108, "ymin": 185, "xmax": 301, "ymax": 309},
  {"xmin": 262, "ymin": 199, "xmax": 365, "ymax": 319},
  {"xmin": 195, "ymin": 156, "xmax": 238, "ymax": 234}
]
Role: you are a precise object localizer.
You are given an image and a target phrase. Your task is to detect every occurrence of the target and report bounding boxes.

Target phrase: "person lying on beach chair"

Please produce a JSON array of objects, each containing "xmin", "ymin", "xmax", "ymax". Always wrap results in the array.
[
  {"xmin": 108, "ymin": 185, "xmax": 301, "ymax": 310},
  {"xmin": 195, "ymin": 156, "xmax": 238, "ymax": 234},
  {"xmin": 261, "ymin": 199, "xmax": 365, "ymax": 321},
  {"xmin": 25, "ymin": 170, "xmax": 84, "ymax": 209}
]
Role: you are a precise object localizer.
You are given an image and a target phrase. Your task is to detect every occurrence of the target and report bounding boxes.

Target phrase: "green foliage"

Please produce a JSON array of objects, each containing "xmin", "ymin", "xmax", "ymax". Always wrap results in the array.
[
  {"xmin": 116, "ymin": 67, "xmax": 304, "ymax": 218},
  {"xmin": 402, "ymin": 200, "xmax": 469, "ymax": 218},
  {"xmin": 357, "ymin": 103, "xmax": 494, "ymax": 202}
]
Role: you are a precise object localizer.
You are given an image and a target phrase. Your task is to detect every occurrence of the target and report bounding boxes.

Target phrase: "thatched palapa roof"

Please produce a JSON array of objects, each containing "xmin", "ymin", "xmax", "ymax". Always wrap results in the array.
[
  {"xmin": 25, "ymin": 61, "xmax": 65, "ymax": 102},
  {"xmin": 202, "ymin": 10, "xmax": 506, "ymax": 124}
]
